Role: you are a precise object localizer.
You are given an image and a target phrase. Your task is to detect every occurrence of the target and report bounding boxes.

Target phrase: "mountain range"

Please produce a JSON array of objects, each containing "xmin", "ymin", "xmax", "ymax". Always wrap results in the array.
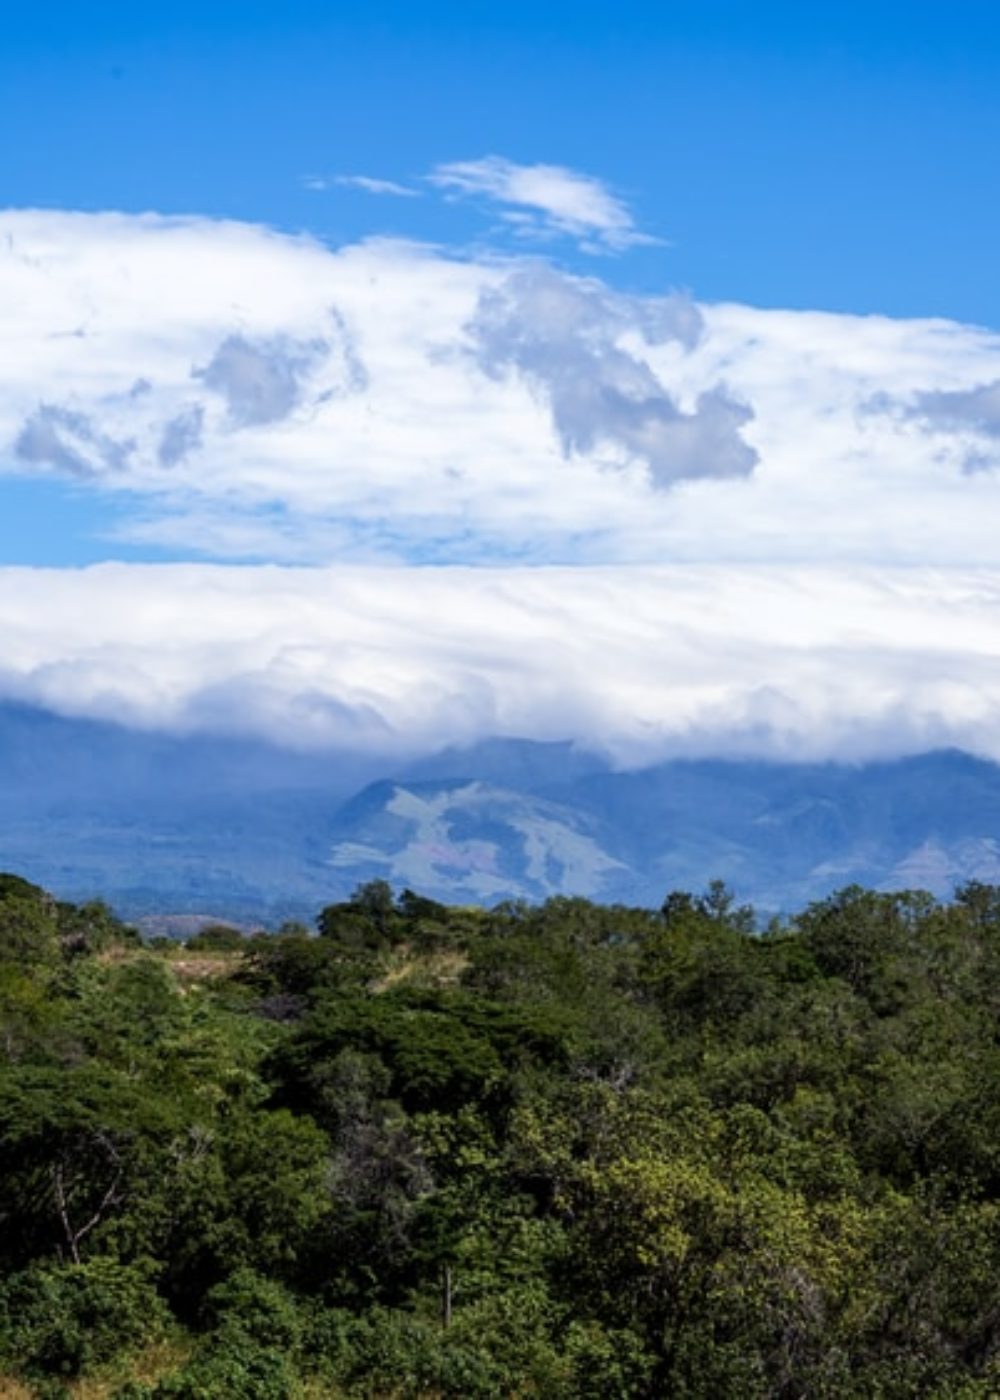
[{"xmin": 3, "ymin": 701, "xmax": 1000, "ymax": 924}]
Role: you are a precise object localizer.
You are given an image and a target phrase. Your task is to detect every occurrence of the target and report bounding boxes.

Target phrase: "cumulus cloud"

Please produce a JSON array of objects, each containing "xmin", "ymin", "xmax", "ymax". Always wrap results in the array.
[
  {"xmin": 15, "ymin": 404, "xmax": 133, "ymax": 476},
  {"xmin": 429, "ymin": 156, "xmax": 657, "ymax": 251},
  {"xmin": 193, "ymin": 333, "xmax": 327, "ymax": 427},
  {"xmin": 3, "ymin": 562, "xmax": 1000, "ymax": 766},
  {"xmin": 865, "ymin": 375, "xmax": 1000, "ymax": 474},
  {"xmin": 466, "ymin": 265, "xmax": 756, "ymax": 485},
  {"xmin": 4, "ymin": 209, "xmax": 1000, "ymax": 570},
  {"xmin": 910, "ymin": 379, "xmax": 1000, "ymax": 457},
  {"xmin": 157, "ymin": 405, "xmax": 204, "ymax": 468}
]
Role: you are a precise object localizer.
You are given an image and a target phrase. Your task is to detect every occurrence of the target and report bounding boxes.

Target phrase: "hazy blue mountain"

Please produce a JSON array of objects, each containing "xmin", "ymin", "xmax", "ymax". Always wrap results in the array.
[
  {"xmin": 323, "ymin": 749, "xmax": 1000, "ymax": 913},
  {"xmin": 3, "ymin": 701, "xmax": 1000, "ymax": 921},
  {"xmin": 0, "ymin": 701, "xmax": 382, "ymax": 921},
  {"xmin": 327, "ymin": 776, "xmax": 630, "ymax": 905},
  {"xmin": 400, "ymin": 738, "xmax": 611, "ymax": 789}
]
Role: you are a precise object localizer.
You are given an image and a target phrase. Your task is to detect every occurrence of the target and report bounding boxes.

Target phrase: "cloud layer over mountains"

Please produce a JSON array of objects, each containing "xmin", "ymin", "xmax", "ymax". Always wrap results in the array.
[
  {"xmin": 4, "ymin": 193, "xmax": 1000, "ymax": 763},
  {"xmin": 3, "ymin": 563, "xmax": 1000, "ymax": 766}
]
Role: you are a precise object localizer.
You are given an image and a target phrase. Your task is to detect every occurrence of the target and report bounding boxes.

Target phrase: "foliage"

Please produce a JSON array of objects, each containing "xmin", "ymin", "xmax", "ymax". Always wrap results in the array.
[
  {"xmin": 184, "ymin": 923, "xmax": 245, "ymax": 953},
  {"xmin": 146, "ymin": 1333, "xmax": 300, "ymax": 1399},
  {"xmin": 0, "ymin": 1257, "xmax": 168, "ymax": 1378},
  {"xmin": 3, "ymin": 870, "xmax": 1000, "ymax": 1395}
]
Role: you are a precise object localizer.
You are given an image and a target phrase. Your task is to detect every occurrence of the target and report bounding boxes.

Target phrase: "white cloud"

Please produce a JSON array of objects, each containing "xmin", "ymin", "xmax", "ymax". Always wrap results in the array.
[
  {"xmin": 193, "ymin": 332, "xmax": 339, "ymax": 428},
  {"xmin": 5, "ymin": 206, "xmax": 1000, "ymax": 764},
  {"xmin": 907, "ymin": 379, "xmax": 1000, "ymax": 471},
  {"xmin": 15, "ymin": 403, "xmax": 133, "ymax": 476},
  {"xmin": 428, "ymin": 156, "xmax": 658, "ymax": 251},
  {"xmin": 5, "ymin": 208, "xmax": 1000, "ymax": 569},
  {"xmin": 305, "ymin": 174, "xmax": 420, "ymax": 197},
  {"xmin": 466, "ymin": 264, "xmax": 756, "ymax": 485},
  {"xmin": 3, "ymin": 562, "xmax": 1000, "ymax": 766}
]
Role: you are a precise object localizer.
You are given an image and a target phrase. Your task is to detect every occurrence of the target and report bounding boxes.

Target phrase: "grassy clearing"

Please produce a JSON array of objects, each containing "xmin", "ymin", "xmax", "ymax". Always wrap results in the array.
[
  {"xmin": 372, "ymin": 945, "xmax": 468, "ymax": 992},
  {"xmin": 168, "ymin": 952, "xmax": 242, "ymax": 984},
  {"xmin": 0, "ymin": 1339, "xmax": 191, "ymax": 1399},
  {"xmin": 0, "ymin": 1377, "xmax": 34, "ymax": 1399}
]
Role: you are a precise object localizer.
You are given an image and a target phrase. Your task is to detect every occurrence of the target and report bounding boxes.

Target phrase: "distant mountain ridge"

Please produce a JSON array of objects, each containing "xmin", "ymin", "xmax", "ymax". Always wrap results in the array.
[{"xmin": 2, "ymin": 702, "xmax": 1000, "ymax": 921}]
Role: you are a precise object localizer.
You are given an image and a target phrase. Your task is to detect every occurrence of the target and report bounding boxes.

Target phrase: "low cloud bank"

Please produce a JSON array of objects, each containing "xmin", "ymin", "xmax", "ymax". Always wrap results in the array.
[{"xmin": 2, "ymin": 562, "xmax": 1000, "ymax": 766}]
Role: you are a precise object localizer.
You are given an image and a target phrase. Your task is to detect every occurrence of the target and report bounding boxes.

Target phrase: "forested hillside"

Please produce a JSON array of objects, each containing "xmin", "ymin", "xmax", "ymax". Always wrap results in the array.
[
  {"xmin": 9, "ymin": 701, "xmax": 1000, "ymax": 918},
  {"xmin": 4, "ymin": 872, "xmax": 1000, "ymax": 1396}
]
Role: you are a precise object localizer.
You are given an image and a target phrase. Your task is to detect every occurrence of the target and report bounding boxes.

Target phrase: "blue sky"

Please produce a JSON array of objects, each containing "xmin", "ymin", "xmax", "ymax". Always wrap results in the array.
[
  {"xmin": 5, "ymin": 3, "xmax": 1000, "ymax": 763},
  {"xmin": 4, "ymin": 1, "xmax": 1000, "ymax": 319}
]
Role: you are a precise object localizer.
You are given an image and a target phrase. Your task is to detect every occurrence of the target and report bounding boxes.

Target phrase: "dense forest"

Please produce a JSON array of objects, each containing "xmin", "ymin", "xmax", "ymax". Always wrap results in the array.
[{"xmin": 4, "ymin": 872, "xmax": 1000, "ymax": 1397}]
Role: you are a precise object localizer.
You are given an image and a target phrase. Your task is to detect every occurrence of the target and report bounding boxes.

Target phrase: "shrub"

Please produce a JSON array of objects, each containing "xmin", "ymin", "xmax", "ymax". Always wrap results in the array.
[
  {"xmin": 201, "ymin": 1268, "xmax": 304, "ymax": 1354},
  {"xmin": 149, "ymin": 1332, "xmax": 300, "ymax": 1399},
  {"xmin": 185, "ymin": 924, "xmax": 245, "ymax": 953},
  {"xmin": 0, "ymin": 1257, "xmax": 169, "ymax": 1379}
]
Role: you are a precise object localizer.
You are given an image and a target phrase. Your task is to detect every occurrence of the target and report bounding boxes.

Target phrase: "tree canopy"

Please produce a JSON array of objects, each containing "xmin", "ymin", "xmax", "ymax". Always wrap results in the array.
[{"xmin": 3, "ymin": 872, "xmax": 1000, "ymax": 1395}]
